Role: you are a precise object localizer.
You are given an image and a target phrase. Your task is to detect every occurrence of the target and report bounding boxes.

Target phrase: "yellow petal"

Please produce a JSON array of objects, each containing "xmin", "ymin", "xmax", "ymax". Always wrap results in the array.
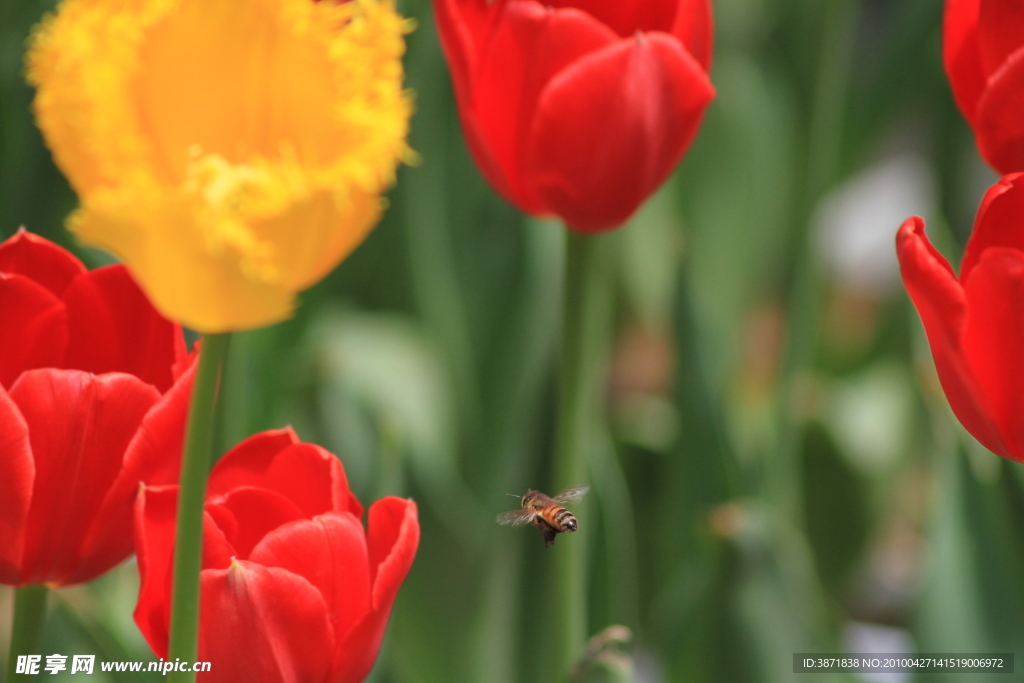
[
  {"xmin": 28, "ymin": 0, "xmax": 412, "ymax": 332},
  {"xmin": 72, "ymin": 186, "xmax": 295, "ymax": 332}
]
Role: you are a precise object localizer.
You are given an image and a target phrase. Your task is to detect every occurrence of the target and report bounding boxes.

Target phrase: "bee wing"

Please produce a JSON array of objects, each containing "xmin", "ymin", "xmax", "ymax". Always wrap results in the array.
[
  {"xmin": 496, "ymin": 509, "xmax": 535, "ymax": 527},
  {"xmin": 553, "ymin": 485, "xmax": 590, "ymax": 504}
]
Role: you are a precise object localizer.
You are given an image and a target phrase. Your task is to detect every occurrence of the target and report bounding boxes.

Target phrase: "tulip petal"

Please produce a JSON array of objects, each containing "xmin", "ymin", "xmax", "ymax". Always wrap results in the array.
[
  {"xmin": 11, "ymin": 370, "xmax": 159, "ymax": 585},
  {"xmin": 135, "ymin": 0, "xmax": 400, "ymax": 185},
  {"xmin": 198, "ymin": 561, "xmax": 334, "ymax": 683},
  {"xmin": 12, "ymin": 370, "xmax": 161, "ymax": 585},
  {"xmin": 333, "ymin": 498, "xmax": 419, "ymax": 683},
  {"xmin": 434, "ymin": 0, "xmax": 500, "ymax": 199},
  {"xmin": 249, "ymin": 512, "xmax": 371, "ymax": 645},
  {"xmin": 529, "ymin": 32, "xmax": 714, "ymax": 231},
  {"xmin": 32, "ymin": 0, "xmax": 412, "ymax": 333},
  {"xmin": 546, "ymin": 0, "xmax": 679, "ymax": 36},
  {"xmin": 975, "ymin": 49, "xmax": 1024, "ymax": 175},
  {"xmin": 206, "ymin": 427, "xmax": 300, "ymax": 493},
  {"xmin": 470, "ymin": 0, "xmax": 619, "ymax": 212},
  {"xmin": 671, "ymin": 0, "xmax": 713, "ymax": 71},
  {"xmin": 896, "ymin": 217, "xmax": 1011, "ymax": 459},
  {"xmin": 960, "ymin": 246, "xmax": 1024, "ymax": 458},
  {"xmin": 134, "ymin": 486, "xmax": 178, "ymax": 658},
  {"xmin": 276, "ymin": 444, "xmax": 363, "ymax": 519},
  {"xmin": 210, "ymin": 435, "xmax": 362, "ymax": 519},
  {"xmin": 27, "ymin": 1, "xmax": 150, "ymax": 197},
  {"xmin": 217, "ymin": 487, "xmax": 307, "ymax": 559},
  {"xmin": 73, "ymin": 192, "xmax": 296, "ymax": 333},
  {"xmin": 264, "ymin": 190, "xmax": 381, "ymax": 293},
  {"xmin": 961, "ymin": 173, "xmax": 1024, "ymax": 280},
  {"xmin": 201, "ymin": 512, "xmax": 235, "ymax": 571},
  {"xmin": 70, "ymin": 361, "xmax": 195, "ymax": 584},
  {"xmin": 0, "ymin": 274, "xmax": 67, "ymax": 389},
  {"xmin": 977, "ymin": 0, "xmax": 1024, "ymax": 76},
  {"xmin": 433, "ymin": 0, "xmax": 491, "ymax": 94},
  {"xmin": 366, "ymin": 498, "xmax": 420, "ymax": 600},
  {"xmin": 205, "ymin": 505, "xmax": 241, "ymax": 565},
  {"xmin": 0, "ymin": 229, "xmax": 86, "ymax": 298},
  {"xmin": 62, "ymin": 264, "xmax": 185, "ymax": 393},
  {"xmin": 0, "ymin": 384, "xmax": 33, "ymax": 584},
  {"xmin": 134, "ymin": 486, "xmax": 235, "ymax": 658},
  {"xmin": 945, "ymin": 0, "xmax": 985, "ymax": 123}
]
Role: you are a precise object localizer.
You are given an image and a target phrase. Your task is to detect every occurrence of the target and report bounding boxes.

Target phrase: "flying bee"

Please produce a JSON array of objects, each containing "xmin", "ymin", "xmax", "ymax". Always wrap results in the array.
[{"xmin": 496, "ymin": 486, "xmax": 589, "ymax": 547}]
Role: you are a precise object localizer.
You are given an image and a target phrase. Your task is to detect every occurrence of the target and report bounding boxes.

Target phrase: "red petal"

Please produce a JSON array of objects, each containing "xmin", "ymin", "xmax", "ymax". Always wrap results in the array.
[
  {"xmin": 171, "ymin": 340, "xmax": 199, "ymax": 383},
  {"xmin": 671, "ymin": 0, "xmax": 713, "ymax": 71},
  {"xmin": 469, "ymin": 1, "xmax": 619, "ymax": 213},
  {"xmin": 12, "ymin": 370, "xmax": 160, "ymax": 585},
  {"xmin": 434, "ymin": 0, "xmax": 515, "ymax": 206},
  {"xmin": 333, "ymin": 498, "xmax": 419, "ymax": 683},
  {"xmin": 270, "ymin": 444, "xmax": 362, "ymax": 519},
  {"xmin": 961, "ymin": 173, "xmax": 1024, "ymax": 279},
  {"xmin": 201, "ymin": 511, "xmax": 235, "ymax": 571},
  {"xmin": 433, "ymin": 0, "xmax": 491, "ymax": 96},
  {"xmin": 62, "ymin": 265, "xmax": 184, "ymax": 393},
  {"xmin": 945, "ymin": 0, "xmax": 986, "ymax": 123},
  {"xmin": 960, "ymin": 246, "xmax": 1024, "ymax": 459},
  {"xmin": 205, "ymin": 503, "xmax": 240, "ymax": 554},
  {"xmin": 249, "ymin": 512, "xmax": 371, "ymax": 646},
  {"xmin": 197, "ymin": 562, "xmax": 334, "ymax": 683},
  {"xmin": 0, "ymin": 229, "xmax": 86, "ymax": 298},
  {"xmin": 210, "ymin": 435, "xmax": 362, "ymax": 519},
  {"xmin": 133, "ymin": 485, "xmax": 178, "ymax": 658},
  {"xmin": 133, "ymin": 486, "xmax": 235, "ymax": 658},
  {"xmin": 546, "ymin": 0, "xmax": 679, "ymax": 36},
  {"xmin": 0, "ymin": 275, "xmax": 67, "ymax": 389},
  {"xmin": 206, "ymin": 428, "xmax": 299, "ymax": 496},
  {"xmin": 367, "ymin": 498, "xmax": 420, "ymax": 600},
  {"xmin": 529, "ymin": 32, "xmax": 714, "ymax": 232},
  {"xmin": 70, "ymin": 362, "xmax": 195, "ymax": 583},
  {"xmin": 896, "ymin": 217, "xmax": 1012, "ymax": 458},
  {"xmin": 217, "ymin": 487, "xmax": 306, "ymax": 559},
  {"xmin": 0, "ymin": 384, "xmax": 33, "ymax": 584},
  {"xmin": 974, "ymin": 49, "xmax": 1024, "ymax": 174},
  {"xmin": 977, "ymin": 0, "xmax": 1024, "ymax": 76}
]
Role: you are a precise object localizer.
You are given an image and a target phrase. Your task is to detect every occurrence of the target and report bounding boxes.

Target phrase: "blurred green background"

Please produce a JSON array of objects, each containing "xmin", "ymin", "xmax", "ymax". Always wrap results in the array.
[{"xmin": 1, "ymin": 0, "xmax": 1019, "ymax": 681}]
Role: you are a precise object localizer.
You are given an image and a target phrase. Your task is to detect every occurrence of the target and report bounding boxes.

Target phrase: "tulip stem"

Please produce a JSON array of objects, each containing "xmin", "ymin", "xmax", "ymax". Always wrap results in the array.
[
  {"xmin": 773, "ymin": 0, "xmax": 858, "ymax": 521},
  {"xmin": 551, "ymin": 230, "xmax": 613, "ymax": 681},
  {"xmin": 167, "ymin": 333, "xmax": 231, "ymax": 683},
  {"xmin": 5, "ymin": 585, "xmax": 48, "ymax": 681}
]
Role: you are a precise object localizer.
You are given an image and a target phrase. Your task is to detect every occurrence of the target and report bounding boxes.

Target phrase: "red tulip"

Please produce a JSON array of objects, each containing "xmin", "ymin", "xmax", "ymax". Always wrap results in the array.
[
  {"xmin": 0, "ymin": 229, "xmax": 191, "ymax": 586},
  {"xmin": 134, "ymin": 429, "xmax": 420, "ymax": 683},
  {"xmin": 945, "ymin": 0, "xmax": 1024, "ymax": 173},
  {"xmin": 896, "ymin": 173, "xmax": 1024, "ymax": 461},
  {"xmin": 434, "ymin": 0, "xmax": 715, "ymax": 232}
]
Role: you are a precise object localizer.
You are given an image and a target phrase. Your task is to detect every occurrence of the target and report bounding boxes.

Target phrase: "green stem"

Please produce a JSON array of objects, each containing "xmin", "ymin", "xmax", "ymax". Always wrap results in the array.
[
  {"xmin": 772, "ymin": 0, "xmax": 859, "ymax": 520},
  {"xmin": 5, "ymin": 586, "xmax": 48, "ymax": 681},
  {"xmin": 167, "ymin": 333, "xmax": 231, "ymax": 683},
  {"xmin": 551, "ymin": 230, "xmax": 613, "ymax": 681},
  {"xmin": 472, "ymin": 219, "xmax": 562, "ymax": 683}
]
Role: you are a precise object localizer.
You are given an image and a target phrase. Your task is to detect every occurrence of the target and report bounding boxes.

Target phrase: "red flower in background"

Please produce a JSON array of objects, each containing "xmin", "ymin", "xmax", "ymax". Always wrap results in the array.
[
  {"xmin": 434, "ymin": 0, "xmax": 715, "ymax": 232},
  {"xmin": 945, "ymin": 0, "xmax": 1024, "ymax": 172},
  {"xmin": 0, "ymin": 229, "xmax": 191, "ymax": 586},
  {"xmin": 134, "ymin": 429, "xmax": 419, "ymax": 683},
  {"xmin": 897, "ymin": 174, "xmax": 1024, "ymax": 462}
]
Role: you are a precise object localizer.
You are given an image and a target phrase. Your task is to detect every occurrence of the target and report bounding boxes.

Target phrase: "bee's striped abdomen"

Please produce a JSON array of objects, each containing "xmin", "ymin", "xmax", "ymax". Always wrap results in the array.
[{"xmin": 542, "ymin": 505, "xmax": 578, "ymax": 533}]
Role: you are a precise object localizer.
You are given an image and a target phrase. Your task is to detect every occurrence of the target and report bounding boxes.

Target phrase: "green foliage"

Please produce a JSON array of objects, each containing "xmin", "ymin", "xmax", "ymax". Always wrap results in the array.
[{"xmin": 1, "ymin": 0, "xmax": 1019, "ymax": 680}]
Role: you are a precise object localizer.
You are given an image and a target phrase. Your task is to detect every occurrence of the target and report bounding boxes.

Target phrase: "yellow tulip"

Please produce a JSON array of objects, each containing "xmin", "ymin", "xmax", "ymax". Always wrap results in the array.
[{"xmin": 27, "ymin": 0, "xmax": 412, "ymax": 332}]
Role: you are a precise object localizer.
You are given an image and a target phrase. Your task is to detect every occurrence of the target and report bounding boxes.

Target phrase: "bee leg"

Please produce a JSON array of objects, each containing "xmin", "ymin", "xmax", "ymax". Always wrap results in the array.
[{"xmin": 542, "ymin": 525, "xmax": 557, "ymax": 547}]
